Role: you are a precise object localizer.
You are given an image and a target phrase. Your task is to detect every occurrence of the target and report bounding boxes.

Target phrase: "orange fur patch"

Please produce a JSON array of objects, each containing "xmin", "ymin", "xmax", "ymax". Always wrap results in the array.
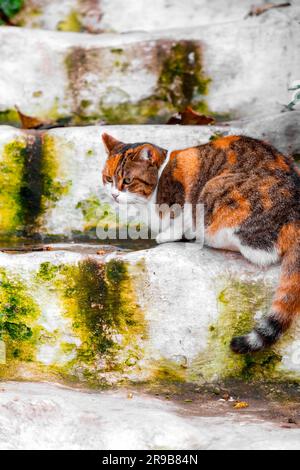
[
  {"xmin": 172, "ymin": 149, "xmax": 201, "ymax": 199},
  {"xmin": 213, "ymin": 135, "xmax": 240, "ymax": 150},
  {"xmin": 106, "ymin": 154, "xmax": 122, "ymax": 175},
  {"xmin": 208, "ymin": 189, "xmax": 251, "ymax": 234},
  {"xmin": 277, "ymin": 223, "xmax": 300, "ymax": 256}
]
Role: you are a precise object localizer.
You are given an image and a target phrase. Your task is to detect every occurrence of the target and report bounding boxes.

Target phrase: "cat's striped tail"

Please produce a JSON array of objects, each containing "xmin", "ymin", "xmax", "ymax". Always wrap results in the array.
[{"xmin": 231, "ymin": 244, "xmax": 300, "ymax": 354}]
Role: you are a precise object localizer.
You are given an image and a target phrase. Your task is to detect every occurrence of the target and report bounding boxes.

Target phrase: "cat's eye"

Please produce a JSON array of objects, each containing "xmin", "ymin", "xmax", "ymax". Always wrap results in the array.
[
  {"xmin": 106, "ymin": 176, "xmax": 113, "ymax": 183},
  {"xmin": 123, "ymin": 177, "xmax": 132, "ymax": 185}
]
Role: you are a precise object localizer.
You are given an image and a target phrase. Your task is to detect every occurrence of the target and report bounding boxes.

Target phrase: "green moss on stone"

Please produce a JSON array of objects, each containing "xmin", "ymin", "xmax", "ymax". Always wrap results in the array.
[
  {"xmin": 0, "ymin": 268, "xmax": 41, "ymax": 364},
  {"xmin": 110, "ymin": 48, "xmax": 124, "ymax": 55},
  {"xmin": 99, "ymin": 99, "xmax": 163, "ymax": 125},
  {"xmin": 0, "ymin": 139, "xmax": 27, "ymax": 234},
  {"xmin": 80, "ymin": 99, "xmax": 91, "ymax": 110},
  {"xmin": 191, "ymin": 278, "xmax": 286, "ymax": 382},
  {"xmin": 55, "ymin": 259, "xmax": 147, "ymax": 382},
  {"xmin": 157, "ymin": 41, "xmax": 211, "ymax": 111},
  {"xmin": 76, "ymin": 196, "xmax": 117, "ymax": 232},
  {"xmin": 35, "ymin": 262, "xmax": 60, "ymax": 282},
  {"xmin": 0, "ymin": 133, "xmax": 73, "ymax": 238}
]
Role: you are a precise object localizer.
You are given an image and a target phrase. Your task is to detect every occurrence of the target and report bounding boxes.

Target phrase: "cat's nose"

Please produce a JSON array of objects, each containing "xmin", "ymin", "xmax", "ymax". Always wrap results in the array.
[{"xmin": 112, "ymin": 194, "xmax": 119, "ymax": 201}]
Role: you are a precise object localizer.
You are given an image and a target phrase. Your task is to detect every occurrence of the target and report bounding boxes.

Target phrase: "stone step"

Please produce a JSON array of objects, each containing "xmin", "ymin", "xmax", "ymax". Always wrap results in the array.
[
  {"xmin": 0, "ymin": 242, "xmax": 298, "ymax": 387},
  {"xmin": 12, "ymin": 0, "xmax": 270, "ymax": 33},
  {"xmin": 0, "ymin": 8, "xmax": 299, "ymax": 125},
  {"xmin": 0, "ymin": 114, "xmax": 299, "ymax": 240},
  {"xmin": 1, "ymin": 382, "xmax": 300, "ymax": 450}
]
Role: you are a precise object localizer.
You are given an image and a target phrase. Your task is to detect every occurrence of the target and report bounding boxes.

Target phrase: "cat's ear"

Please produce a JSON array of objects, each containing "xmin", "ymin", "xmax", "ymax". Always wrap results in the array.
[
  {"xmin": 102, "ymin": 133, "xmax": 123, "ymax": 154},
  {"xmin": 139, "ymin": 145, "xmax": 166, "ymax": 168}
]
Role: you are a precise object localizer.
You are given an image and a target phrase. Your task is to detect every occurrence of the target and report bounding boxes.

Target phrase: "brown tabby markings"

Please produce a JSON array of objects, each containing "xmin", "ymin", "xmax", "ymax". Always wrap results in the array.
[{"xmin": 102, "ymin": 133, "xmax": 300, "ymax": 354}]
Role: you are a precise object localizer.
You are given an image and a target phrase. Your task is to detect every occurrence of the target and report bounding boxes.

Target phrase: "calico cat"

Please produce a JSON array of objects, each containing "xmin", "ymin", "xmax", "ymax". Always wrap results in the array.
[{"xmin": 102, "ymin": 132, "xmax": 300, "ymax": 354}]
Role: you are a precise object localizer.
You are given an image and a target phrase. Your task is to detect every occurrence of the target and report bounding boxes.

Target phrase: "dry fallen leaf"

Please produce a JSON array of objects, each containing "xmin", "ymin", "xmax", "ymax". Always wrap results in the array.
[
  {"xmin": 247, "ymin": 2, "xmax": 291, "ymax": 17},
  {"xmin": 15, "ymin": 106, "xmax": 55, "ymax": 130},
  {"xmin": 234, "ymin": 401, "xmax": 249, "ymax": 410},
  {"xmin": 167, "ymin": 107, "xmax": 215, "ymax": 126}
]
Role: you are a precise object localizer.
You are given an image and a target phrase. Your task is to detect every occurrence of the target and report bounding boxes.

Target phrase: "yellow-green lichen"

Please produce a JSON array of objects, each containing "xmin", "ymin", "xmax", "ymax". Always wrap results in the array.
[
  {"xmin": 0, "ymin": 139, "xmax": 27, "ymax": 234},
  {"xmin": 33, "ymin": 259, "xmax": 147, "ymax": 385},
  {"xmin": 61, "ymin": 259, "xmax": 146, "ymax": 367},
  {"xmin": 0, "ymin": 109, "xmax": 20, "ymax": 126},
  {"xmin": 40, "ymin": 135, "xmax": 72, "ymax": 213},
  {"xmin": 0, "ymin": 268, "xmax": 41, "ymax": 366},
  {"xmin": 151, "ymin": 359, "xmax": 187, "ymax": 383},
  {"xmin": 57, "ymin": 10, "xmax": 82, "ymax": 32},
  {"xmin": 191, "ymin": 278, "xmax": 286, "ymax": 383},
  {"xmin": 76, "ymin": 196, "xmax": 117, "ymax": 233},
  {"xmin": 0, "ymin": 134, "xmax": 73, "ymax": 238}
]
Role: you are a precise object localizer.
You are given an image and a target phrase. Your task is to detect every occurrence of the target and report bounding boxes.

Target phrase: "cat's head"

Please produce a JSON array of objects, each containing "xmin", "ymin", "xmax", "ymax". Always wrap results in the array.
[{"xmin": 102, "ymin": 133, "xmax": 167, "ymax": 204}]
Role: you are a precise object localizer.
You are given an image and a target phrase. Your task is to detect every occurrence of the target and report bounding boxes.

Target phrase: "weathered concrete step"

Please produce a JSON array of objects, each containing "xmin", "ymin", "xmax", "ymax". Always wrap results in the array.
[
  {"xmin": 12, "ymin": 0, "xmax": 270, "ymax": 33},
  {"xmin": 0, "ymin": 115, "xmax": 299, "ymax": 240},
  {"xmin": 0, "ymin": 8, "xmax": 299, "ymax": 125},
  {"xmin": 1, "ymin": 382, "xmax": 300, "ymax": 450},
  {"xmin": 0, "ymin": 243, "xmax": 299, "ymax": 387}
]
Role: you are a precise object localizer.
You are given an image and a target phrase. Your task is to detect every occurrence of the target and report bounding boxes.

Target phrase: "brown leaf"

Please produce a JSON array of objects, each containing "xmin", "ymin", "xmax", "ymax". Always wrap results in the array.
[
  {"xmin": 15, "ymin": 106, "xmax": 54, "ymax": 130},
  {"xmin": 247, "ymin": 2, "xmax": 291, "ymax": 17},
  {"xmin": 167, "ymin": 107, "xmax": 215, "ymax": 126}
]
